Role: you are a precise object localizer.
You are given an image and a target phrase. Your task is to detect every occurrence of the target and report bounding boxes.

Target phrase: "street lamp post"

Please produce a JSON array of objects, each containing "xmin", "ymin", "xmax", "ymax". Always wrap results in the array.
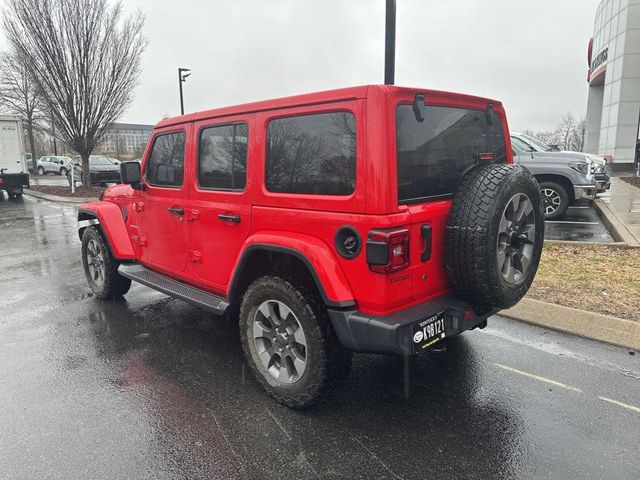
[
  {"xmin": 178, "ymin": 67, "xmax": 191, "ymax": 115},
  {"xmin": 384, "ymin": 0, "xmax": 396, "ymax": 85}
]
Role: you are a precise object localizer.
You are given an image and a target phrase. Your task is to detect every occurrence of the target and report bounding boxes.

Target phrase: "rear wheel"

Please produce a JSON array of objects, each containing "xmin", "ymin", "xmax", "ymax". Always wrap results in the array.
[
  {"xmin": 239, "ymin": 275, "xmax": 351, "ymax": 409},
  {"xmin": 538, "ymin": 181, "xmax": 569, "ymax": 220},
  {"xmin": 60, "ymin": 167, "xmax": 67, "ymax": 176},
  {"xmin": 37, "ymin": 166, "xmax": 45, "ymax": 175},
  {"xmin": 81, "ymin": 226, "xmax": 131, "ymax": 299}
]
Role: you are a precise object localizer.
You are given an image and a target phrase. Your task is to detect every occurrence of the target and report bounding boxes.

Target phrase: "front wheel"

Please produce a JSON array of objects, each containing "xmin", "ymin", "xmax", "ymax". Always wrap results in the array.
[
  {"xmin": 60, "ymin": 167, "xmax": 67, "ymax": 176},
  {"xmin": 81, "ymin": 226, "xmax": 131, "ymax": 299},
  {"xmin": 538, "ymin": 181, "xmax": 569, "ymax": 220},
  {"xmin": 239, "ymin": 275, "xmax": 352, "ymax": 409}
]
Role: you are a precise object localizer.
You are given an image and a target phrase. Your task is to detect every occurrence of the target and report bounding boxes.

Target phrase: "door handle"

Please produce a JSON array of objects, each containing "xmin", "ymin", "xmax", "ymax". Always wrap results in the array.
[
  {"xmin": 421, "ymin": 224, "xmax": 432, "ymax": 261},
  {"xmin": 167, "ymin": 207, "xmax": 184, "ymax": 216},
  {"xmin": 218, "ymin": 213, "xmax": 241, "ymax": 224}
]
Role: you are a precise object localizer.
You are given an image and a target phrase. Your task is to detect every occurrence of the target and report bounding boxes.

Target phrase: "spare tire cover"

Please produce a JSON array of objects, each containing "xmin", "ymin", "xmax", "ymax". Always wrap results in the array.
[{"xmin": 445, "ymin": 164, "xmax": 544, "ymax": 310}]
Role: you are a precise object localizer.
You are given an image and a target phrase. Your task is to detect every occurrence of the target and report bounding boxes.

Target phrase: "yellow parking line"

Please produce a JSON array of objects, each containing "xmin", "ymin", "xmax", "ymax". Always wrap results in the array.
[
  {"xmin": 494, "ymin": 363, "xmax": 583, "ymax": 393},
  {"xmin": 598, "ymin": 396, "xmax": 640, "ymax": 414}
]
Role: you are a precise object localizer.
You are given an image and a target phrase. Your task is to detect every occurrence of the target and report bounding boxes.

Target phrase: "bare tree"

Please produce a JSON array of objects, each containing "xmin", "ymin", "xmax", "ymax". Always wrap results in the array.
[
  {"xmin": 523, "ymin": 113, "xmax": 587, "ymax": 152},
  {"xmin": 0, "ymin": 52, "xmax": 44, "ymax": 164},
  {"xmin": 557, "ymin": 112, "xmax": 577, "ymax": 151},
  {"xmin": 571, "ymin": 118, "xmax": 586, "ymax": 152},
  {"xmin": 2, "ymin": 0, "xmax": 146, "ymax": 186}
]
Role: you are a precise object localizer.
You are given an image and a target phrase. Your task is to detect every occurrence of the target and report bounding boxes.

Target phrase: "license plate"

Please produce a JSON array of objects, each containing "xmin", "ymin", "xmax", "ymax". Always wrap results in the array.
[{"xmin": 412, "ymin": 312, "xmax": 446, "ymax": 351}]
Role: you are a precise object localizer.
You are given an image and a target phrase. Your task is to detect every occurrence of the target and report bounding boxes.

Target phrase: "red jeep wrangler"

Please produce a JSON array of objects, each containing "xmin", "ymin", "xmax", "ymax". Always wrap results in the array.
[{"xmin": 77, "ymin": 85, "xmax": 544, "ymax": 408}]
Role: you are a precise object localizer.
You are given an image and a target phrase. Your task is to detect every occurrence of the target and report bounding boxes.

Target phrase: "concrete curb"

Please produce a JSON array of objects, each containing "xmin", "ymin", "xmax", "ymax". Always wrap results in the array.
[
  {"xmin": 594, "ymin": 198, "xmax": 640, "ymax": 247},
  {"xmin": 24, "ymin": 189, "xmax": 97, "ymax": 204},
  {"xmin": 501, "ymin": 297, "xmax": 639, "ymax": 351}
]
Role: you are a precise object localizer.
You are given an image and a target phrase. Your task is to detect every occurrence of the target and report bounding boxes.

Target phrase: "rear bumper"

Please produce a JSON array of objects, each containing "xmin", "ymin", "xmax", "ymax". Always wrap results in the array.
[{"xmin": 328, "ymin": 295, "xmax": 496, "ymax": 356}]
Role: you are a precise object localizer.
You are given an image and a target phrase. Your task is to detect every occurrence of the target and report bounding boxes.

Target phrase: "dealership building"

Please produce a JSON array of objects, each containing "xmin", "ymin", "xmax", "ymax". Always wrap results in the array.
[{"xmin": 584, "ymin": 0, "xmax": 640, "ymax": 168}]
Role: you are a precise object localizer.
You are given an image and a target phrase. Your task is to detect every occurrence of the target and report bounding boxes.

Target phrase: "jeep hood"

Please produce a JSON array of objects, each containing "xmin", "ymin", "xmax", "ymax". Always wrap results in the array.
[{"xmin": 530, "ymin": 151, "xmax": 600, "ymax": 164}]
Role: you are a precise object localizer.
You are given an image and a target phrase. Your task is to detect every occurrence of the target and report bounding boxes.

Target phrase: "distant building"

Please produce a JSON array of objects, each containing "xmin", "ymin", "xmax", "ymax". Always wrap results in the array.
[
  {"xmin": 584, "ymin": 0, "xmax": 640, "ymax": 168},
  {"xmin": 97, "ymin": 122, "xmax": 153, "ymax": 159}
]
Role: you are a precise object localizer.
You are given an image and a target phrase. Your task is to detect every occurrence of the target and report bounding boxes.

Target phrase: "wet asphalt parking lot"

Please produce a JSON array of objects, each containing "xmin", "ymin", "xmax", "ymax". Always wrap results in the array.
[{"xmin": 1, "ymin": 195, "xmax": 638, "ymax": 480}]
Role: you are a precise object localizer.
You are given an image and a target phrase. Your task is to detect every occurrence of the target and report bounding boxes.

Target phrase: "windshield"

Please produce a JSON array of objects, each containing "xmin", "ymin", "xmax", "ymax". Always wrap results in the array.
[
  {"xmin": 89, "ymin": 156, "xmax": 113, "ymax": 166},
  {"xmin": 519, "ymin": 133, "xmax": 554, "ymax": 152},
  {"xmin": 511, "ymin": 136, "xmax": 534, "ymax": 154}
]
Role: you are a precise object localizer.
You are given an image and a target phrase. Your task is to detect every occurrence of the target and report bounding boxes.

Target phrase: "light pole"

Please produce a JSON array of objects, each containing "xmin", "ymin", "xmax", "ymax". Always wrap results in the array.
[
  {"xmin": 384, "ymin": 0, "xmax": 396, "ymax": 85},
  {"xmin": 178, "ymin": 67, "xmax": 191, "ymax": 115}
]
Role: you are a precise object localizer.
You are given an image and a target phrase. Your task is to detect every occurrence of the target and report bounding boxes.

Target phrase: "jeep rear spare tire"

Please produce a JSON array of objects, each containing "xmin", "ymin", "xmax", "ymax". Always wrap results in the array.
[{"xmin": 445, "ymin": 164, "xmax": 544, "ymax": 310}]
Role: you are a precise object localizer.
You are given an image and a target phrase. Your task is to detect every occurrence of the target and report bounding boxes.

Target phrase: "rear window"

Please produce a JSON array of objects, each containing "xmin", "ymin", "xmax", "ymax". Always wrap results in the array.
[
  {"xmin": 266, "ymin": 112, "xmax": 356, "ymax": 195},
  {"xmin": 396, "ymin": 104, "xmax": 506, "ymax": 203}
]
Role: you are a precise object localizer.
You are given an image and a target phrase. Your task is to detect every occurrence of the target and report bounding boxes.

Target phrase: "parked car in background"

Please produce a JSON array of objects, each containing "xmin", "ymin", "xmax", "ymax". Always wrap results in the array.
[
  {"xmin": 514, "ymin": 133, "xmax": 611, "ymax": 193},
  {"xmin": 511, "ymin": 133, "xmax": 600, "ymax": 220},
  {"xmin": 67, "ymin": 155, "xmax": 121, "ymax": 186},
  {"xmin": 36, "ymin": 155, "xmax": 72, "ymax": 176},
  {"xmin": 107, "ymin": 157, "xmax": 121, "ymax": 166}
]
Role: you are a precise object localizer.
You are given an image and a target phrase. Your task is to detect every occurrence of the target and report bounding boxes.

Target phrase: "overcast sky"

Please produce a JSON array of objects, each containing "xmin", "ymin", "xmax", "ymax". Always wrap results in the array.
[{"xmin": 3, "ymin": 0, "xmax": 602, "ymax": 132}]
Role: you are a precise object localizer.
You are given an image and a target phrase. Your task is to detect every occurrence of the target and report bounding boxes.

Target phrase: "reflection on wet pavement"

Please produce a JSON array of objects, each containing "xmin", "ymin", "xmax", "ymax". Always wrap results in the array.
[{"xmin": 1, "ymin": 196, "xmax": 638, "ymax": 479}]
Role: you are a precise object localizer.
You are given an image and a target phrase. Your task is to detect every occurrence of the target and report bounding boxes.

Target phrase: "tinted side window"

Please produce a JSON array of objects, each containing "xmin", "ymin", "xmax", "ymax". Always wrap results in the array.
[
  {"xmin": 396, "ymin": 105, "xmax": 506, "ymax": 202},
  {"xmin": 146, "ymin": 132, "xmax": 185, "ymax": 187},
  {"xmin": 198, "ymin": 123, "xmax": 248, "ymax": 190},
  {"xmin": 266, "ymin": 112, "xmax": 356, "ymax": 195}
]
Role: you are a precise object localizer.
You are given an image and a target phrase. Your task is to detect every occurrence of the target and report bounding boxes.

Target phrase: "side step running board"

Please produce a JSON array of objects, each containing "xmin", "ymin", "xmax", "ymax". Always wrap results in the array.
[{"xmin": 118, "ymin": 264, "xmax": 229, "ymax": 315}]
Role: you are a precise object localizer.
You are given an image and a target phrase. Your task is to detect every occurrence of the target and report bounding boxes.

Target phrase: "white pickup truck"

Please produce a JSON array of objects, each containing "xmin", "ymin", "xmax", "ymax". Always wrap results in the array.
[{"xmin": 0, "ymin": 114, "xmax": 30, "ymax": 199}]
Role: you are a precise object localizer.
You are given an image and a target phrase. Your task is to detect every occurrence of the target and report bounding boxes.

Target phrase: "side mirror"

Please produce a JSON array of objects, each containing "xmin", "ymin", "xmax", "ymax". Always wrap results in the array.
[{"xmin": 120, "ymin": 161, "xmax": 142, "ymax": 189}]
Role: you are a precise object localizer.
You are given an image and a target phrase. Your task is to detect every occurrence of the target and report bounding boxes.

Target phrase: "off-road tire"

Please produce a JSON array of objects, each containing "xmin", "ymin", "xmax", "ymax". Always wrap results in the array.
[
  {"xmin": 239, "ymin": 275, "xmax": 352, "ymax": 409},
  {"xmin": 445, "ymin": 164, "xmax": 544, "ymax": 310},
  {"xmin": 81, "ymin": 226, "xmax": 131, "ymax": 299},
  {"xmin": 538, "ymin": 181, "xmax": 569, "ymax": 220}
]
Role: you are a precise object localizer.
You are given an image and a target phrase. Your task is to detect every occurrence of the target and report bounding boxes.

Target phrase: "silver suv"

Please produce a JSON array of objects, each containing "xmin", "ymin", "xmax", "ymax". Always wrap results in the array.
[
  {"xmin": 36, "ymin": 155, "xmax": 72, "ymax": 176},
  {"xmin": 511, "ymin": 133, "xmax": 607, "ymax": 220}
]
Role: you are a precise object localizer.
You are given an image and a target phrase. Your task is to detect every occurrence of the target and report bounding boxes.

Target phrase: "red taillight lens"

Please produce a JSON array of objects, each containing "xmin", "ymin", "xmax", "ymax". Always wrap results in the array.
[
  {"xmin": 0, "ymin": 178, "xmax": 3, "ymax": 184},
  {"xmin": 367, "ymin": 227, "xmax": 410, "ymax": 273},
  {"xmin": 479, "ymin": 153, "xmax": 494, "ymax": 161}
]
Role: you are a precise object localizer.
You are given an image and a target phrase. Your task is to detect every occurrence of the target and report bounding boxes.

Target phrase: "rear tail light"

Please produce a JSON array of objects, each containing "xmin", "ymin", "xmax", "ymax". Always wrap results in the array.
[
  {"xmin": 366, "ymin": 227, "xmax": 410, "ymax": 273},
  {"xmin": 478, "ymin": 153, "xmax": 494, "ymax": 161},
  {"xmin": 0, "ymin": 178, "xmax": 3, "ymax": 184}
]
